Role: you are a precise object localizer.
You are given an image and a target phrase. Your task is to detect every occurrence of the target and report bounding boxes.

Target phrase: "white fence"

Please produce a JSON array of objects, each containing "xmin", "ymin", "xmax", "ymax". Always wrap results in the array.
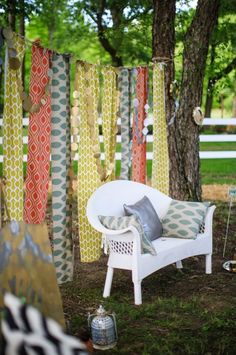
[
  {"xmin": 0, "ymin": 117, "xmax": 235, "ymax": 162},
  {"xmin": 199, "ymin": 118, "xmax": 236, "ymax": 159}
]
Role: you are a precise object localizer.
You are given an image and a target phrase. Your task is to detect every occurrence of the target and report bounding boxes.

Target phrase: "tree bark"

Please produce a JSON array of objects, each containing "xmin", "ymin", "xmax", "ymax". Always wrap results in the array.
[
  {"xmin": 174, "ymin": 0, "xmax": 220, "ymax": 201},
  {"xmin": 97, "ymin": 23, "xmax": 123, "ymax": 66},
  {"xmin": 152, "ymin": 0, "xmax": 176, "ymax": 125},
  {"xmin": 205, "ymin": 92, "xmax": 213, "ymax": 118},
  {"xmin": 204, "ymin": 44, "xmax": 216, "ymax": 118},
  {"xmin": 19, "ymin": 0, "xmax": 25, "ymax": 86},
  {"xmin": 153, "ymin": 0, "xmax": 219, "ymax": 201},
  {"xmin": 232, "ymin": 95, "xmax": 236, "ymax": 118},
  {"xmin": 96, "ymin": 1, "xmax": 123, "ymax": 66},
  {"xmin": 152, "ymin": 0, "xmax": 176, "ymax": 198},
  {"xmin": 7, "ymin": 0, "xmax": 16, "ymax": 31}
]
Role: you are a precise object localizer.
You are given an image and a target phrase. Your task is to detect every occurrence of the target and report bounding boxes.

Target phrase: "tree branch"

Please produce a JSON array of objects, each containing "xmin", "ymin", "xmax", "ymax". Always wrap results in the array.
[
  {"xmin": 211, "ymin": 57, "xmax": 236, "ymax": 85},
  {"xmin": 95, "ymin": 0, "xmax": 123, "ymax": 66},
  {"xmin": 84, "ymin": 8, "xmax": 97, "ymax": 24}
]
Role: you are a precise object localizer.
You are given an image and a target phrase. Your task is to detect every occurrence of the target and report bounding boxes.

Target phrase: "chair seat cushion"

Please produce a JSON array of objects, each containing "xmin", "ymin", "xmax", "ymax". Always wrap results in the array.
[
  {"xmin": 98, "ymin": 215, "xmax": 157, "ymax": 255},
  {"xmin": 123, "ymin": 196, "xmax": 163, "ymax": 241},
  {"xmin": 162, "ymin": 200, "xmax": 210, "ymax": 239}
]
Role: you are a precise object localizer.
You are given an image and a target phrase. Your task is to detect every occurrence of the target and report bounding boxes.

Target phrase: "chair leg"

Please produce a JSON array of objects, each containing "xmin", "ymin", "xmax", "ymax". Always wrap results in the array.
[
  {"xmin": 133, "ymin": 281, "xmax": 142, "ymax": 305},
  {"xmin": 205, "ymin": 254, "xmax": 212, "ymax": 274},
  {"xmin": 176, "ymin": 260, "xmax": 183, "ymax": 269},
  {"xmin": 103, "ymin": 266, "xmax": 114, "ymax": 298}
]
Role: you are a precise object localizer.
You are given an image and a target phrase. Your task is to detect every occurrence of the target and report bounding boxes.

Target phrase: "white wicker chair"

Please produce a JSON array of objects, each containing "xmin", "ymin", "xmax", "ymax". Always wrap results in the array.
[{"xmin": 86, "ymin": 180, "xmax": 216, "ymax": 305}]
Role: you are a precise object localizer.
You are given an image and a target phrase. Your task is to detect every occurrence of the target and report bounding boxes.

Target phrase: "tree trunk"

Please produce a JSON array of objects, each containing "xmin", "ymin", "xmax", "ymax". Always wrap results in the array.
[
  {"xmin": 97, "ymin": 30, "xmax": 123, "ymax": 67},
  {"xmin": 152, "ymin": 0, "xmax": 176, "ymax": 125},
  {"xmin": 152, "ymin": 0, "xmax": 219, "ymax": 201},
  {"xmin": 204, "ymin": 44, "xmax": 216, "ymax": 118},
  {"xmin": 152, "ymin": 0, "xmax": 176, "ymax": 197},
  {"xmin": 204, "ymin": 46, "xmax": 236, "ymax": 118},
  {"xmin": 19, "ymin": 0, "xmax": 25, "ymax": 86},
  {"xmin": 219, "ymin": 94, "xmax": 224, "ymax": 118},
  {"xmin": 233, "ymin": 95, "xmax": 236, "ymax": 118},
  {"xmin": 175, "ymin": 0, "xmax": 220, "ymax": 201},
  {"xmin": 205, "ymin": 91, "xmax": 213, "ymax": 118},
  {"xmin": 7, "ymin": 0, "xmax": 16, "ymax": 31},
  {"xmin": 96, "ymin": 1, "xmax": 124, "ymax": 67}
]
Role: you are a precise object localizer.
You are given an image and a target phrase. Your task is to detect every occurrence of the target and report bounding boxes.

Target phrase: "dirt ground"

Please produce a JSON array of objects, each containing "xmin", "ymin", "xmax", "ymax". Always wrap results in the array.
[
  {"xmin": 202, "ymin": 184, "xmax": 232, "ymax": 202},
  {"xmin": 57, "ymin": 184, "xmax": 236, "ymax": 327},
  {"xmin": 58, "ymin": 190, "xmax": 236, "ymax": 354}
]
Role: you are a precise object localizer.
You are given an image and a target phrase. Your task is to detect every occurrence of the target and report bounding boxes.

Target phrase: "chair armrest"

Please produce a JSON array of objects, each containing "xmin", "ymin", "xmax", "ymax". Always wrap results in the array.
[
  {"xmin": 103, "ymin": 226, "xmax": 142, "ymax": 256},
  {"xmin": 93, "ymin": 220, "xmax": 142, "ymax": 255},
  {"xmin": 87, "ymin": 215, "xmax": 138, "ymax": 235},
  {"xmin": 204, "ymin": 205, "xmax": 216, "ymax": 234}
]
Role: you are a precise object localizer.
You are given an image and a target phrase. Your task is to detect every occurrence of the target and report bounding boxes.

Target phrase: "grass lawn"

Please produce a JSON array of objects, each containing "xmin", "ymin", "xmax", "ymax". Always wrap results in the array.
[
  {"xmin": 200, "ymin": 142, "xmax": 236, "ymax": 151},
  {"xmin": 200, "ymin": 159, "xmax": 236, "ymax": 185},
  {"xmin": 59, "ymin": 200, "xmax": 236, "ymax": 355}
]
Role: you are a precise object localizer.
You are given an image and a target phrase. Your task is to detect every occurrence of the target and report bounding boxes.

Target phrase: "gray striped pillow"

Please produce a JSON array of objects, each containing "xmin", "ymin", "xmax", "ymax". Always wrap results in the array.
[{"xmin": 99, "ymin": 215, "xmax": 157, "ymax": 256}]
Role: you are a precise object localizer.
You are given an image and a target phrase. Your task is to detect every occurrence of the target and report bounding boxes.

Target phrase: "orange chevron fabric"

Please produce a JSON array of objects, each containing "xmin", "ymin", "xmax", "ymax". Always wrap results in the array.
[
  {"xmin": 131, "ymin": 67, "xmax": 148, "ymax": 184},
  {"xmin": 24, "ymin": 44, "xmax": 51, "ymax": 224}
]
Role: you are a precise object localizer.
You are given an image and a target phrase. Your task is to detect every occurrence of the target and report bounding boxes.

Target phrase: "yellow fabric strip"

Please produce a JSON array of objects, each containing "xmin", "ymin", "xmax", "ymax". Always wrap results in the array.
[
  {"xmin": 152, "ymin": 63, "xmax": 169, "ymax": 194},
  {"xmin": 76, "ymin": 62, "xmax": 101, "ymax": 262},
  {"xmin": 3, "ymin": 34, "xmax": 25, "ymax": 219},
  {"xmin": 101, "ymin": 67, "xmax": 118, "ymax": 181}
]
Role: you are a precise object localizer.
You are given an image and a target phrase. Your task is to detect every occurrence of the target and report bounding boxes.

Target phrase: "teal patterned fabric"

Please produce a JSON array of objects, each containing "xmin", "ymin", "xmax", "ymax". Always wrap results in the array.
[
  {"xmin": 98, "ymin": 215, "xmax": 157, "ymax": 256},
  {"xmin": 162, "ymin": 200, "xmax": 210, "ymax": 239},
  {"xmin": 64, "ymin": 55, "xmax": 73, "ymax": 279},
  {"xmin": 51, "ymin": 53, "xmax": 73, "ymax": 284},
  {"xmin": 118, "ymin": 68, "xmax": 131, "ymax": 180}
]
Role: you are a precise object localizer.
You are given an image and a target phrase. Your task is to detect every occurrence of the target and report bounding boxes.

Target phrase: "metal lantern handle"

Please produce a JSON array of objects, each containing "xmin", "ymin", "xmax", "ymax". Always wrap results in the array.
[{"xmin": 110, "ymin": 313, "xmax": 118, "ymax": 339}]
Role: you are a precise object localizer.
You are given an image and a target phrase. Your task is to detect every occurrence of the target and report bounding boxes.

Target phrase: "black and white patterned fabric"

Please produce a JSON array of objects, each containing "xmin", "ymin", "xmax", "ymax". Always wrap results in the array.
[{"xmin": 1, "ymin": 293, "xmax": 88, "ymax": 355}]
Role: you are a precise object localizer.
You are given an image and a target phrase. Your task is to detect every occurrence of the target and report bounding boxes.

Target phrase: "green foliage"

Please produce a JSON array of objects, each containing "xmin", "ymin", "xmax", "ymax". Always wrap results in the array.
[
  {"xmin": 203, "ymin": 1, "xmax": 236, "ymax": 112},
  {"xmin": 0, "ymin": 0, "xmax": 37, "ymax": 26},
  {"xmin": 72, "ymin": 0, "xmax": 152, "ymax": 66},
  {"xmin": 26, "ymin": 2, "xmax": 108, "ymax": 63},
  {"xmin": 1, "ymin": 0, "xmax": 235, "ymax": 109}
]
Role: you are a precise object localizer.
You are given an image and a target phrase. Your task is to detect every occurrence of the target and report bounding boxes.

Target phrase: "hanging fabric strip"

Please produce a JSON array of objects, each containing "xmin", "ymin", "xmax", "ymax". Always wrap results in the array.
[
  {"xmin": 101, "ymin": 66, "xmax": 118, "ymax": 181},
  {"xmin": 51, "ymin": 53, "xmax": 73, "ymax": 284},
  {"xmin": 152, "ymin": 63, "xmax": 169, "ymax": 194},
  {"xmin": 118, "ymin": 68, "xmax": 131, "ymax": 180},
  {"xmin": 76, "ymin": 62, "xmax": 101, "ymax": 262},
  {"xmin": 3, "ymin": 33, "xmax": 25, "ymax": 220},
  {"xmin": 24, "ymin": 44, "xmax": 52, "ymax": 224},
  {"xmin": 131, "ymin": 67, "xmax": 148, "ymax": 184},
  {"xmin": 0, "ymin": 221, "xmax": 65, "ymax": 327},
  {"xmin": 65, "ymin": 56, "xmax": 74, "ymax": 277}
]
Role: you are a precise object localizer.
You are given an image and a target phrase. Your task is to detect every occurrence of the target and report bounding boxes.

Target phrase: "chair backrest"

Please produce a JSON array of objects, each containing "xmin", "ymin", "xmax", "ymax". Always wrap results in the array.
[{"xmin": 87, "ymin": 180, "xmax": 172, "ymax": 224}]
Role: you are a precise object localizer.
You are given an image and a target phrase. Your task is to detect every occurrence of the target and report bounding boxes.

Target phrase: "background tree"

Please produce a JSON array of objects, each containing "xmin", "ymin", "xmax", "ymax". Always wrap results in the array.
[
  {"xmin": 72, "ymin": 0, "xmax": 225, "ymax": 200},
  {"xmin": 1, "ymin": 0, "xmax": 235, "ymax": 199},
  {"xmin": 0, "ymin": 0, "xmax": 36, "ymax": 109},
  {"xmin": 73, "ymin": 0, "xmax": 152, "ymax": 66},
  {"xmin": 204, "ymin": 0, "xmax": 236, "ymax": 117},
  {"xmin": 153, "ymin": 0, "xmax": 220, "ymax": 200}
]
